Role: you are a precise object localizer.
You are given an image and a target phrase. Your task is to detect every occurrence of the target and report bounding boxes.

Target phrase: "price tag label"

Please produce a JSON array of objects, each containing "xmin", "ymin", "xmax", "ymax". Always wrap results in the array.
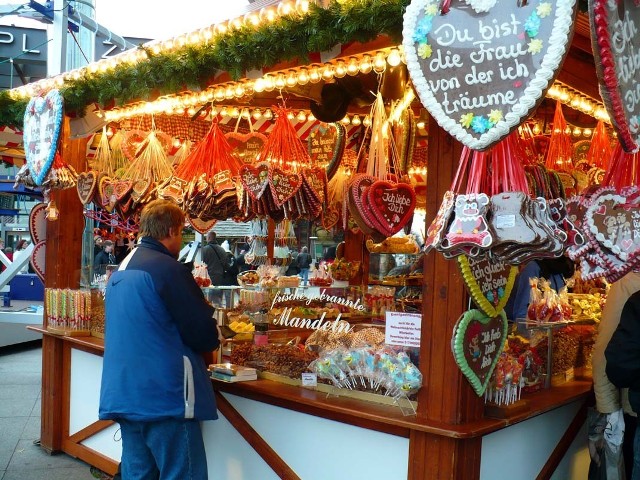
[{"xmin": 301, "ymin": 372, "xmax": 317, "ymax": 387}]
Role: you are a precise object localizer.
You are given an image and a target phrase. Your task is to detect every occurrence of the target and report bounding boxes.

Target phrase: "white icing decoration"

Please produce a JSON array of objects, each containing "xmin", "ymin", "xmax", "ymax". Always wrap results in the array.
[{"xmin": 403, "ymin": 0, "xmax": 577, "ymax": 150}]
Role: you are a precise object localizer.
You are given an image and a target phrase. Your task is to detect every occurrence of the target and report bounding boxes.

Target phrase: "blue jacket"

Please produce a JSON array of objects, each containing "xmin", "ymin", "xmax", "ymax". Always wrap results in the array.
[{"xmin": 99, "ymin": 237, "xmax": 219, "ymax": 422}]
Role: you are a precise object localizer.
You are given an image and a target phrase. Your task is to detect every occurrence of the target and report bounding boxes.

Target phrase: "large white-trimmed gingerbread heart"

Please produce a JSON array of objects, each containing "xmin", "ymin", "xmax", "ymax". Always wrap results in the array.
[
  {"xmin": 451, "ymin": 308, "xmax": 508, "ymax": 396},
  {"xmin": 403, "ymin": 0, "xmax": 577, "ymax": 151},
  {"xmin": 23, "ymin": 89, "xmax": 64, "ymax": 186},
  {"xmin": 590, "ymin": 0, "xmax": 640, "ymax": 152}
]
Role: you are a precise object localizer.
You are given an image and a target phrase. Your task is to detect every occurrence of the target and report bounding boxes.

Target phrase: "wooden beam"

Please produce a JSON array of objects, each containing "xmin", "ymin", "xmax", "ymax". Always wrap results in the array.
[{"xmin": 215, "ymin": 391, "xmax": 302, "ymax": 480}]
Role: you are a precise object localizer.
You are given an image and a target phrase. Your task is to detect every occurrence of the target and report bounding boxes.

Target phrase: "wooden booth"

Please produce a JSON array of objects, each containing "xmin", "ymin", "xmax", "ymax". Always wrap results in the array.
[{"xmin": 3, "ymin": 0, "xmax": 621, "ymax": 478}]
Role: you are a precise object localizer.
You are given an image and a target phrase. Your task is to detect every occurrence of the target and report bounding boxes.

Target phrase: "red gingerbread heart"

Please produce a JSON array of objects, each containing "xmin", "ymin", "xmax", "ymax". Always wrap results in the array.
[
  {"xmin": 225, "ymin": 131, "xmax": 268, "ymax": 164},
  {"xmin": 302, "ymin": 167, "xmax": 327, "ymax": 205},
  {"xmin": 239, "ymin": 163, "xmax": 269, "ymax": 200},
  {"xmin": 367, "ymin": 181, "xmax": 417, "ymax": 237},
  {"xmin": 269, "ymin": 168, "xmax": 302, "ymax": 208},
  {"xmin": 347, "ymin": 174, "xmax": 386, "ymax": 242},
  {"xmin": 322, "ymin": 206, "xmax": 340, "ymax": 230},
  {"xmin": 188, "ymin": 215, "xmax": 217, "ymax": 235},
  {"xmin": 590, "ymin": 0, "xmax": 640, "ymax": 152}
]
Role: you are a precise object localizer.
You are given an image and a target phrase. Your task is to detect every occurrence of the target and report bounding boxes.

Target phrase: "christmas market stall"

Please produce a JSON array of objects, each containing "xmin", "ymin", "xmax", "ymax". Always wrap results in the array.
[{"xmin": 3, "ymin": 0, "xmax": 633, "ymax": 478}]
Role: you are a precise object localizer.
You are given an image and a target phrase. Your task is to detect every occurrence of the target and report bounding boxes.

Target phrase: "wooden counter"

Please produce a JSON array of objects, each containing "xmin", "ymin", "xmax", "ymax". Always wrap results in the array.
[{"xmin": 32, "ymin": 327, "xmax": 592, "ymax": 441}]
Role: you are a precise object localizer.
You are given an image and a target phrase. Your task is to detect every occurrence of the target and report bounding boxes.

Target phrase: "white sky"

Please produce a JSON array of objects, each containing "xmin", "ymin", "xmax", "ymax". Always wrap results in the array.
[{"xmin": 0, "ymin": 0, "xmax": 251, "ymax": 40}]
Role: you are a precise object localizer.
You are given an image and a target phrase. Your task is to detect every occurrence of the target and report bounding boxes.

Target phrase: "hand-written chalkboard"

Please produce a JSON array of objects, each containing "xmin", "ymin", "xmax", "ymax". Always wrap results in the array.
[
  {"xmin": 590, "ymin": 0, "xmax": 640, "ymax": 152},
  {"xmin": 403, "ymin": 0, "xmax": 577, "ymax": 150}
]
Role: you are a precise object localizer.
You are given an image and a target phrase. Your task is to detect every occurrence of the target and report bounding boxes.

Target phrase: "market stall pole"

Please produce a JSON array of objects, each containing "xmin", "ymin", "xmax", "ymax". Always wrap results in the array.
[{"xmin": 39, "ymin": 118, "xmax": 87, "ymax": 454}]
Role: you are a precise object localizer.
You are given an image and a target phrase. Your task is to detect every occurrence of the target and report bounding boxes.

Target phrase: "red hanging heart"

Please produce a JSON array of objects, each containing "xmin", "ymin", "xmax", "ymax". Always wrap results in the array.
[
  {"xmin": 269, "ymin": 167, "xmax": 302, "ymax": 208},
  {"xmin": 188, "ymin": 215, "xmax": 217, "ymax": 235},
  {"xmin": 347, "ymin": 174, "xmax": 386, "ymax": 242},
  {"xmin": 367, "ymin": 181, "xmax": 417, "ymax": 237},
  {"xmin": 225, "ymin": 131, "xmax": 268, "ymax": 164},
  {"xmin": 239, "ymin": 163, "xmax": 269, "ymax": 200},
  {"xmin": 322, "ymin": 206, "xmax": 340, "ymax": 230},
  {"xmin": 590, "ymin": 0, "xmax": 640, "ymax": 152},
  {"xmin": 302, "ymin": 167, "xmax": 328, "ymax": 205}
]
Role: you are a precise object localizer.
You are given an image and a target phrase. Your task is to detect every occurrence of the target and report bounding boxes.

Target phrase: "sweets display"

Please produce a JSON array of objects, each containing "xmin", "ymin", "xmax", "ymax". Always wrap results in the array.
[
  {"xmin": 239, "ymin": 289, "xmax": 270, "ymax": 308},
  {"xmin": 366, "ymin": 236, "xmax": 420, "ymax": 254},
  {"xmin": 526, "ymin": 278, "xmax": 572, "ymax": 323},
  {"xmin": 231, "ymin": 343, "xmax": 318, "ymax": 378},
  {"xmin": 277, "ymin": 275, "xmax": 300, "ymax": 288}
]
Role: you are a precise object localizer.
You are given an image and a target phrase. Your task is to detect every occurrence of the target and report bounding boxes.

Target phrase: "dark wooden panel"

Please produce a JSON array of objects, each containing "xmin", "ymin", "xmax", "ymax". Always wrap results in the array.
[{"xmin": 39, "ymin": 334, "xmax": 63, "ymax": 453}]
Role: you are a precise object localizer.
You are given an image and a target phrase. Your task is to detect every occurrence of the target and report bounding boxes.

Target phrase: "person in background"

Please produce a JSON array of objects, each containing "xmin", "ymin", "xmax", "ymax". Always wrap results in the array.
[
  {"xmin": 505, "ymin": 257, "xmax": 575, "ymax": 333},
  {"xmin": 94, "ymin": 235, "xmax": 103, "ymax": 257},
  {"xmin": 13, "ymin": 239, "xmax": 29, "ymax": 273},
  {"xmin": 286, "ymin": 251, "xmax": 300, "ymax": 277},
  {"xmin": 201, "ymin": 231, "xmax": 229, "ymax": 287},
  {"xmin": 99, "ymin": 199, "xmax": 220, "ymax": 480},
  {"xmin": 236, "ymin": 249, "xmax": 249, "ymax": 273},
  {"xmin": 593, "ymin": 272, "xmax": 639, "ymax": 479},
  {"xmin": 94, "ymin": 240, "xmax": 117, "ymax": 276},
  {"xmin": 297, "ymin": 246, "xmax": 312, "ymax": 286}
]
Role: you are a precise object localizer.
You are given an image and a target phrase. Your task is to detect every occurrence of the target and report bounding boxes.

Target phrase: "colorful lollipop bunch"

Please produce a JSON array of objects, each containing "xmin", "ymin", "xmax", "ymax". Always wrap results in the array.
[
  {"xmin": 485, "ymin": 352, "xmax": 524, "ymax": 406},
  {"xmin": 309, "ymin": 347, "xmax": 423, "ymax": 397}
]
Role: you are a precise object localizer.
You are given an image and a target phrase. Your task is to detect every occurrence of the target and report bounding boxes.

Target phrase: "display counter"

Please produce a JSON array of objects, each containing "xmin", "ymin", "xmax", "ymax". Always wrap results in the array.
[{"xmin": 32, "ymin": 327, "xmax": 592, "ymax": 479}]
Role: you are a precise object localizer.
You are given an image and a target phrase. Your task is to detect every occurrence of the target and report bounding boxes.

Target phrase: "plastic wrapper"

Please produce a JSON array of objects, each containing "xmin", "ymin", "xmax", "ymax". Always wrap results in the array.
[{"xmin": 192, "ymin": 262, "xmax": 211, "ymax": 287}]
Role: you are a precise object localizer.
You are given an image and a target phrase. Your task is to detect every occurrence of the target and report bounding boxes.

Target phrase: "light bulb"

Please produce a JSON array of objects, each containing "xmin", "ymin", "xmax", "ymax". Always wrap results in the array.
[
  {"xmin": 359, "ymin": 55, "xmax": 372, "ymax": 74},
  {"xmin": 275, "ymin": 74, "xmax": 286, "ymax": 89},
  {"xmin": 322, "ymin": 65, "xmax": 334, "ymax": 81},
  {"xmin": 351, "ymin": 115, "xmax": 361, "ymax": 126},
  {"xmin": 373, "ymin": 53, "xmax": 387, "ymax": 73},
  {"xmin": 387, "ymin": 49, "xmax": 402, "ymax": 67},
  {"xmin": 235, "ymin": 85, "xmax": 245, "ymax": 97},
  {"xmin": 334, "ymin": 61, "xmax": 347, "ymax": 78},
  {"xmin": 307, "ymin": 113, "xmax": 315, "ymax": 122},
  {"xmin": 286, "ymin": 72, "xmax": 297, "ymax": 88},
  {"xmin": 287, "ymin": 111, "xmax": 295, "ymax": 120},
  {"xmin": 583, "ymin": 128, "xmax": 592, "ymax": 137},
  {"xmin": 309, "ymin": 67, "xmax": 321, "ymax": 83},
  {"xmin": 244, "ymin": 12, "xmax": 260, "ymax": 27},
  {"xmin": 225, "ymin": 86, "xmax": 235, "ymax": 99},
  {"xmin": 340, "ymin": 116, "xmax": 350, "ymax": 125},
  {"xmin": 253, "ymin": 109, "xmax": 262, "ymax": 120},
  {"xmin": 573, "ymin": 127, "xmax": 581, "ymax": 137},
  {"xmin": 297, "ymin": 69, "xmax": 310, "ymax": 85},
  {"xmin": 295, "ymin": 0, "xmax": 310, "ymax": 14},
  {"xmin": 416, "ymin": 121, "xmax": 425, "ymax": 130},
  {"xmin": 347, "ymin": 58, "xmax": 359, "ymax": 76},
  {"xmin": 296, "ymin": 111, "xmax": 307, "ymax": 122},
  {"xmin": 264, "ymin": 76, "xmax": 275, "ymax": 91},
  {"xmin": 231, "ymin": 107, "xmax": 240, "ymax": 118},
  {"xmin": 214, "ymin": 88, "xmax": 225, "ymax": 101},
  {"xmin": 264, "ymin": 109, "xmax": 273, "ymax": 119},
  {"xmin": 254, "ymin": 78, "xmax": 266, "ymax": 93},
  {"xmin": 220, "ymin": 107, "xmax": 229, "ymax": 117},
  {"xmin": 363, "ymin": 115, "xmax": 371, "ymax": 127},
  {"xmin": 277, "ymin": 1, "xmax": 293, "ymax": 16}
]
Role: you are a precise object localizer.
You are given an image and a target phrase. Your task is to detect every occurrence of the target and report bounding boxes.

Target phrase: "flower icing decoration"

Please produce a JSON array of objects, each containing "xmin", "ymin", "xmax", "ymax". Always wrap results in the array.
[
  {"xmin": 488, "ymin": 110, "xmax": 504, "ymax": 124},
  {"xmin": 537, "ymin": 2, "xmax": 552, "ymax": 17},
  {"xmin": 418, "ymin": 43, "xmax": 432, "ymax": 59},
  {"xmin": 424, "ymin": 3, "xmax": 438, "ymax": 15},
  {"xmin": 460, "ymin": 113, "xmax": 474, "ymax": 128},
  {"xmin": 528, "ymin": 39, "xmax": 544, "ymax": 54},
  {"xmin": 524, "ymin": 12, "xmax": 541, "ymax": 37},
  {"xmin": 471, "ymin": 116, "xmax": 491, "ymax": 134}
]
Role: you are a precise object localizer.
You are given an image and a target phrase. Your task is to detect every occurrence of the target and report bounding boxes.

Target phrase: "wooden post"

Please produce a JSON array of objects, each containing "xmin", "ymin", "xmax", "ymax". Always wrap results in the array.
[
  {"xmin": 410, "ymin": 118, "xmax": 484, "ymax": 479},
  {"xmin": 40, "ymin": 118, "xmax": 88, "ymax": 453}
]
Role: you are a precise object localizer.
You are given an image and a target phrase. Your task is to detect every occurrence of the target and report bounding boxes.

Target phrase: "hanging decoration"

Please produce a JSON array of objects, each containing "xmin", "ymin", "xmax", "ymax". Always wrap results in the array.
[
  {"xmin": 590, "ymin": 0, "xmax": 640, "ymax": 152},
  {"xmin": 306, "ymin": 122, "xmax": 346, "ymax": 179},
  {"xmin": 237, "ymin": 107, "xmax": 328, "ymax": 222},
  {"xmin": 451, "ymin": 309, "xmax": 508, "ymax": 397},
  {"xmin": 121, "ymin": 125, "xmax": 174, "ymax": 183},
  {"xmin": 403, "ymin": 0, "xmax": 578, "ymax": 150},
  {"xmin": 570, "ymin": 144, "xmax": 640, "ymax": 282},
  {"xmin": 225, "ymin": 115, "xmax": 268, "ymax": 165},
  {"xmin": 23, "ymin": 89, "xmax": 64, "ymax": 186},
  {"xmin": 545, "ymin": 101, "xmax": 574, "ymax": 172},
  {"xmin": 347, "ymin": 93, "xmax": 416, "ymax": 241}
]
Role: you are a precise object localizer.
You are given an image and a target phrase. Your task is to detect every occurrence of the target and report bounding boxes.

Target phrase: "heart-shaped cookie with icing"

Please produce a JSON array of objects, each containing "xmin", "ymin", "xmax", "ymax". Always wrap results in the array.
[
  {"xmin": 458, "ymin": 254, "xmax": 517, "ymax": 318},
  {"xmin": 23, "ymin": 89, "xmax": 64, "ymax": 186},
  {"xmin": 403, "ymin": 0, "xmax": 577, "ymax": 150},
  {"xmin": 76, "ymin": 171, "xmax": 98, "ymax": 205},
  {"xmin": 366, "ymin": 181, "xmax": 417, "ymax": 237},
  {"xmin": 239, "ymin": 163, "xmax": 269, "ymax": 200},
  {"xmin": 590, "ymin": 0, "xmax": 640, "ymax": 152},
  {"xmin": 451, "ymin": 309, "xmax": 508, "ymax": 396},
  {"xmin": 225, "ymin": 131, "xmax": 267, "ymax": 164},
  {"xmin": 306, "ymin": 123, "xmax": 346, "ymax": 180},
  {"xmin": 269, "ymin": 168, "xmax": 302, "ymax": 208}
]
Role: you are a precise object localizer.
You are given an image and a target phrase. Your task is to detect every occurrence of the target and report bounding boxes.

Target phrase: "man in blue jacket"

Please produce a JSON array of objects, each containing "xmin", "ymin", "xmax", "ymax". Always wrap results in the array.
[{"xmin": 99, "ymin": 199, "xmax": 220, "ymax": 480}]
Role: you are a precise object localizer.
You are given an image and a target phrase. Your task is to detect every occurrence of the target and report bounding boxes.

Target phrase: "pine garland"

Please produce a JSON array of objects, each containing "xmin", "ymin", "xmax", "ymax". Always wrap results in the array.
[{"xmin": 0, "ymin": 0, "xmax": 590, "ymax": 129}]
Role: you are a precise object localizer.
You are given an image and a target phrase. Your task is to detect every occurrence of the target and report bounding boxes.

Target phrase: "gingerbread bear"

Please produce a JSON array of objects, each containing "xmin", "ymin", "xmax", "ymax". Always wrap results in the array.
[{"xmin": 443, "ymin": 193, "xmax": 492, "ymax": 250}]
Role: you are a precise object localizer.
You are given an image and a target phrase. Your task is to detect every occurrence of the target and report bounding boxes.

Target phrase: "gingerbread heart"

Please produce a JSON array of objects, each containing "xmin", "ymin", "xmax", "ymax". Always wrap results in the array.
[
  {"xmin": 322, "ymin": 206, "xmax": 340, "ymax": 230},
  {"xmin": 302, "ymin": 167, "xmax": 328, "ymax": 205},
  {"xmin": 239, "ymin": 163, "xmax": 269, "ymax": 200},
  {"xmin": 458, "ymin": 254, "xmax": 518, "ymax": 318},
  {"xmin": 586, "ymin": 193, "xmax": 640, "ymax": 262},
  {"xmin": 76, "ymin": 171, "xmax": 97, "ymax": 205},
  {"xmin": 451, "ymin": 309, "xmax": 508, "ymax": 396},
  {"xmin": 225, "ymin": 131, "xmax": 268, "ymax": 164},
  {"xmin": 590, "ymin": 0, "xmax": 640, "ymax": 152},
  {"xmin": 112, "ymin": 180, "xmax": 133, "ymax": 201},
  {"xmin": 131, "ymin": 179, "xmax": 154, "ymax": 204},
  {"xmin": 24, "ymin": 89, "xmax": 64, "ymax": 186},
  {"xmin": 367, "ymin": 181, "xmax": 417, "ymax": 237},
  {"xmin": 306, "ymin": 123, "xmax": 346, "ymax": 180},
  {"xmin": 347, "ymin": 174, "xmax": 386, "ymax": 242},
  {"xmin": 30, "ymin": 240, "xmax": 46, "ymax": 283},
  {"xmin": 403, "ymin": 0, "xmax": 577, "ymax": 150},
  {"xmin": 97, "ymin": 175, "xmax": 116, "ymax": 212},
  {"xmin": 188, "ymin": 215, "xmax": 217, "ymax": 235},
  {"xmin": 29, "ymin": 202, "xmax": 48, "ymax": 244},
  {"xmin": 269, "ymin": 168, "xmax": 302, "ymax": 208}
]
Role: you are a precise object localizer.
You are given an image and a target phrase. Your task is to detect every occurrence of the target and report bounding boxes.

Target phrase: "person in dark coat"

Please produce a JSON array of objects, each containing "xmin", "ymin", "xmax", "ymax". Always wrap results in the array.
[
  {"xmin": 94, "ymin": 240, "xmax": 117, "ymax": 276},
  {"xmin": 200, "ymin": 231, "xmax": 229, "ymax": 286},
  {"xmin": 99, "ymin": 199, "xmax": 219, "ymax": 480}
]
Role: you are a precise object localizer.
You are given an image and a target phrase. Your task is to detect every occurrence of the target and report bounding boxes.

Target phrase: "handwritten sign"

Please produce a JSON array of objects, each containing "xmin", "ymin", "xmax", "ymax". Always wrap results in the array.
[
  {"xmin": 591, "ymin": 0, "xmax": 640, "ymax": 152},
  {"xmin": 226, "ymin": 132, "xmax": 267, "ymax": 164},
  {"xmin": 403, "ymin": 0, "xmax": 577, "ymax": 150},
  {"xmin": 385, "ymin": 311, "xmax": 421, "ymax": 347}
]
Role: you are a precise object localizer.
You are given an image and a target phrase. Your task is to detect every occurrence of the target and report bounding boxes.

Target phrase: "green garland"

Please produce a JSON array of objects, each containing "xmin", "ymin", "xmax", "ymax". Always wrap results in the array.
[{"xmin": 0, "ymin": 0, "xmax": 590, "ymax": 130}]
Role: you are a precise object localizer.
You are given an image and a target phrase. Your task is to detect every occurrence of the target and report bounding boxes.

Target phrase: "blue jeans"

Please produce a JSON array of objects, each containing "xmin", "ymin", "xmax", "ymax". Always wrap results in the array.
[
  {"xmin": 119, "ymin": 418, "xmax": 207, "ymax": 480},
  {"xmin": 299, "ymin": 268, "xmax": 309, "ymax": 285}
]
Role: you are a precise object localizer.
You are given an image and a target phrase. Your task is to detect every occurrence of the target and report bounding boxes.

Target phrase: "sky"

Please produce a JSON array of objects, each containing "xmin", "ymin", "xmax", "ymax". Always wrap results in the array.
[{"xmin": 0, "ymin": 0, "xmax": 251, "ymax": 41}]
